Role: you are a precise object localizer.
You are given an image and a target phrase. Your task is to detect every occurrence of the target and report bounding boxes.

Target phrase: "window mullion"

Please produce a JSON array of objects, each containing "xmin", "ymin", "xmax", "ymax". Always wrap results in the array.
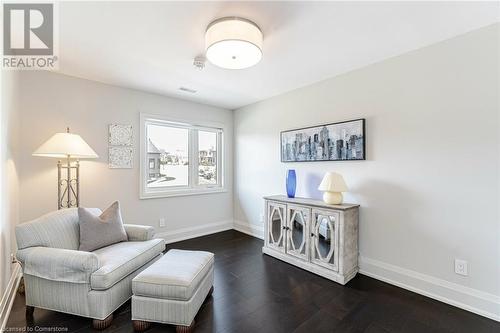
[
  {"xmin": 191, "ymin": 129, "xmax": 199, "ymax": 189},
  {"xmin": 218, "ymin": 131, "xmax": 223, "ymax": 187}
]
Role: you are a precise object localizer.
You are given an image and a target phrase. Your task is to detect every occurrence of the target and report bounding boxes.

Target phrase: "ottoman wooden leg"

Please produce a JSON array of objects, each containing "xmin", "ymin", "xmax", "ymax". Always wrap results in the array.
[
  {"xmin": 203, "ymin": 286, "xmax": 214, "ymax": 304},
  {"xmin": 176, "ymin": 319, "xmax": 195, "ymax": 333},
  {"xmin": 26, "ymin": 306, "xmax": 34, "ymax": 318},
  {"xmin": 133, "ymin": 320, "xmax": 151, "ymax": 332},
  {"xmin": 92, "ymin": 313, "xmax": 113, "ymax": 330},
  {"xmin": 26, "ymin": 305, "xmax": 35, "ymax": 327}
]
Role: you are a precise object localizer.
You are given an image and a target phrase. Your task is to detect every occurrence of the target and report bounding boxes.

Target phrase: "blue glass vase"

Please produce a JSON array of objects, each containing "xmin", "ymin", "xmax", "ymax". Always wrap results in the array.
[{"xmin": 286, "ymin": 170, "xmax": 296, "ymax": 198}]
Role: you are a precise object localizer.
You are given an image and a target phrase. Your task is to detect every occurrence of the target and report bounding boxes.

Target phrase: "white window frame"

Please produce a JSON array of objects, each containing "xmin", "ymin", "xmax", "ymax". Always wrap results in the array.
[{"xmin": 140, "ymin": 113, "xmax": 226, "ymax": 199}]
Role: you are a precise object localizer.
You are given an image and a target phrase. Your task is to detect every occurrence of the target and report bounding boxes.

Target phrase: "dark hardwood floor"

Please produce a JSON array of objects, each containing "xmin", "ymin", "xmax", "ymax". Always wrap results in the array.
[{"xmin": 6, "ymin": 230, "xmax": 499, "ymax": 333}]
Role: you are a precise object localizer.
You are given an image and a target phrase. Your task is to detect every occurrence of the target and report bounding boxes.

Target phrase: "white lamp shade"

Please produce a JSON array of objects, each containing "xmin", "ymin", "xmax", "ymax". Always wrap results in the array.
[
  {"xmin": 33, "ymin": 132, "xmax": 98, "ymax": 159},
  {"xmin": 205, "ymin": 17, "xmax": 263, "ymax": 69},
  {"xmin": 318, "ymin": 172, "xmax": 348, "ymax": 192}
]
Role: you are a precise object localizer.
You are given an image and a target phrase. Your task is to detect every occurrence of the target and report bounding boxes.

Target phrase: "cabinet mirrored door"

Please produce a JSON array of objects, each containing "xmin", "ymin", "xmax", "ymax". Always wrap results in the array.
[
  {"xmin": 286, "ymin": 205, "xmax": 310, "ymax": 261},
  {"xmin": 266, "ymin": 202, "xmax": 286, "ymax": 252},
  {"xmin": 310, "ymin": 209, "xmax": 339, "ymax": 271}
]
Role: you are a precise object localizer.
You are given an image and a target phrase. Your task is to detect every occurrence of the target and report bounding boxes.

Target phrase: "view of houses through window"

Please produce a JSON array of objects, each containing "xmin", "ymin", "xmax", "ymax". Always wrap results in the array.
[
  {"xmin": 145, "ymin": 122, "xmax": 220, "ymax": 190},
  {"xmin": 198, "ymin": 131, "xmax": 217, "ymax": 185},
  {"xmin": 147, "ymin": 125, "xmax": 189, "ymax": 188}
]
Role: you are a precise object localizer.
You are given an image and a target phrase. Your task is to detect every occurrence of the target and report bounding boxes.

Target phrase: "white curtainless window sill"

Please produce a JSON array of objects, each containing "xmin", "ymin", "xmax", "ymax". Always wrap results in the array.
[{"xmin": 140, "ymin": 187, "xmax": 227, "ymax": 200}]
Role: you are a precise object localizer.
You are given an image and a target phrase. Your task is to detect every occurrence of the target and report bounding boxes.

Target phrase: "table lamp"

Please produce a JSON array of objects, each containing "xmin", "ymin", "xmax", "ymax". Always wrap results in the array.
[
  {"xmin": 33, "ymin": 128, "xmax": 98, "ymax": 209},
  {"xmin": 318, "ymin": 172, "xmax": 348, "ymax": 205}
]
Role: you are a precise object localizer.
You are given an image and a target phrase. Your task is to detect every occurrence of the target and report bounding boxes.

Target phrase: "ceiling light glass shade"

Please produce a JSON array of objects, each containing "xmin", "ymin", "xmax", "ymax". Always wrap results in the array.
[
  {"xmin": 205, "ymin": 17, "xmax": 263, "ymax": 69},
  {"xmin": 33, "ymin": 132, "xmax": 99, "ymax": 159}
]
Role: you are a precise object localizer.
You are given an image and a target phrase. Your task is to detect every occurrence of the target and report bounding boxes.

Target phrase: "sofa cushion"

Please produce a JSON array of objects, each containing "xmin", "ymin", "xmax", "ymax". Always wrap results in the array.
[
  {"xmin": 132, "ymin": 249, "xmax": 214, "ymax": 301},
  {"xmin": 79, "ymin": 201, "xmax": 128, "ymax": 252},
  {"xmin": 90, "ymin": 238, "xmax": 165, "ymax": 290},
  {"xmin": 16, "ymin": 208, "xmax": 102, "ymax": 250}
]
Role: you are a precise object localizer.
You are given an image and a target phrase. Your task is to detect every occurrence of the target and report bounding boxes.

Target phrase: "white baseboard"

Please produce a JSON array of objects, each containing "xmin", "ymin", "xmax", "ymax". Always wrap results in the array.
[
  {"xmin": 233, "ymin": 220, "xmax": 264, "ymax": 239},
  {"xmin": 155, "ymin": 220, "xmax": 233, "ymax": 244},
  {"xmin": 0, "ymin": 263, "xmax": 22, "ymax": 331},
  {"xmin": 359, "ymin": 256, "xmax": 500, "ymax": 322}
]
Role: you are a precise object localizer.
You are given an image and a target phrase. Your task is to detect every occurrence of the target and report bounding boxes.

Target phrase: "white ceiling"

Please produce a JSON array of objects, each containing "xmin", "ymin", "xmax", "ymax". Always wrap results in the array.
[{"xmin": 56, "ymin": 1, "xmax": 499, "ymax": 110}]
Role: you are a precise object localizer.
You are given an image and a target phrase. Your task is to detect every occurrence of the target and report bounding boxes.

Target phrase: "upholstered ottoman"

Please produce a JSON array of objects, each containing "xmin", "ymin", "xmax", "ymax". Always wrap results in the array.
[{"xmin": 131, "ymin": 249, "xmax": 214, "ymax": 332}]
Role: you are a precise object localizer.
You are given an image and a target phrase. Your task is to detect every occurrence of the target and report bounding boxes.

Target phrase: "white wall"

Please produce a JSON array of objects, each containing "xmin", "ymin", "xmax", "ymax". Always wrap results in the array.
[
  {"xmin": 234, "ymin": 24, "xmax": 499, "ymax": 319},
  {"xmin": 0, "ymin": 71, "xmax": 20, "ymax": 296},
  {"xmin": 18, "ymin": 71, "xmax": 233, "ymax": 242}
]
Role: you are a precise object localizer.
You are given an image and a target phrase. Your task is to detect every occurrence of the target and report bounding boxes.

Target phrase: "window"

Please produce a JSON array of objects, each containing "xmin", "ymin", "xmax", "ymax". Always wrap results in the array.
[
  {"xmin": 198, "ymin": 130, "xmax": 218, "ymax": 186},
  {"xmin": 146, "ymin": 124, "xmax": 189, "ymax": 188},
  {"xmin": 140, "ymin": 114, "xmax": 224, "ymax": 198}
]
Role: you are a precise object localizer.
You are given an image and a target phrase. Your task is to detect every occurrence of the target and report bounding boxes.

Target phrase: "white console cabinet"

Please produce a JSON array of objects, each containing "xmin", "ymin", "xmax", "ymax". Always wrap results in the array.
[{"xmin": 263, "ymin": 195, "xmax": 359, "ymax": 285}]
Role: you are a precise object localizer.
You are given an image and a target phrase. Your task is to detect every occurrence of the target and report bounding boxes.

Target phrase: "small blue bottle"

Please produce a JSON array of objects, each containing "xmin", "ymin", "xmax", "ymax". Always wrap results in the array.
[{"xmin": 286, "ymin": 170, "xmax": 296, "ymax": 198}]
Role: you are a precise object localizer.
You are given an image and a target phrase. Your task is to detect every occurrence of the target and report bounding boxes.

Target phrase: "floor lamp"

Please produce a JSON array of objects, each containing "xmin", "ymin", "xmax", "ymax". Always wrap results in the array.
[{"xmin": 33, "ymin": 128, "xmax": 98, "ymax": 209}]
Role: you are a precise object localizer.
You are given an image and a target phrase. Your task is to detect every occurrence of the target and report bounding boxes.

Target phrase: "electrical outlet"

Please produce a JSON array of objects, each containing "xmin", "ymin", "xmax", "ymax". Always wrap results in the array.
[
  {"xmin": 159, "ymin": 218, "xmax": 166, "ymax": 228},
  {"xmin": 455, "ymin": 259, "xmax": 468, "ymax": 276}
]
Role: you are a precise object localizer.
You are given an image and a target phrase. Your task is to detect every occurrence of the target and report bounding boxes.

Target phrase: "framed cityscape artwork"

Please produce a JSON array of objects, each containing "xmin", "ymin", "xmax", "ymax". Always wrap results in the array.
[{"xmin": 281, "ymin": 118, "xmax": 365, "ymax": 162}]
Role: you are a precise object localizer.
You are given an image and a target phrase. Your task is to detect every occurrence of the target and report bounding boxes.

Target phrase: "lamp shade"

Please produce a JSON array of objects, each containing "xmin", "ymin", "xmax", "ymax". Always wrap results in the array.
[
  {"xmin": 33, "ymin": 132, "xmax": 98, "ymax": 159},
  {"xmin": 318, "ymin": 172, "xmax": 348, "ymax": 192},
  {"xmin": 205, "ymin": 17, "xmax": 263, "ymax": 69}
]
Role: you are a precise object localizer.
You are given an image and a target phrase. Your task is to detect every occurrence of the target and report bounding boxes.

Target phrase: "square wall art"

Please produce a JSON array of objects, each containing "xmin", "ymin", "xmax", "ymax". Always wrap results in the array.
[
  {"xmin": 108, "ymin": 124, "xmax": 133, "ymax": 146},
  {"xmin": 109, "ymin": 146, "xmax": 133, "ymax": 169}
]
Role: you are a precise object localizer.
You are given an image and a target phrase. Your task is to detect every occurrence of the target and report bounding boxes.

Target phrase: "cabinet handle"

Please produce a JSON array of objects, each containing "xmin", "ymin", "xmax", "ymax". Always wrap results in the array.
[{"xmin": 310, "ymin": 233, "xmax": 315, "ymax": 237}]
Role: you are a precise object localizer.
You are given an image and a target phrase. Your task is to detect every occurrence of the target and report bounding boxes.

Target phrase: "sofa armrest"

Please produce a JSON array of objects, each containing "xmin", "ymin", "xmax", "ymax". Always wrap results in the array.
[
  {"xmin": 17, "ymin": 247, "xmax": 99, "ymax": 284},
  {"xmin": 124, "ymin": 224, "xmax": 155, "ymax": 241}
]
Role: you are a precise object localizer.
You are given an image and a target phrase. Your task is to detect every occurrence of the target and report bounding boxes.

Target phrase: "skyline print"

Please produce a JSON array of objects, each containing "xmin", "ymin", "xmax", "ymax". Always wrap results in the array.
[{"xmin": 281, "ymin": 119, "xmax": 365, "ymax": 162}]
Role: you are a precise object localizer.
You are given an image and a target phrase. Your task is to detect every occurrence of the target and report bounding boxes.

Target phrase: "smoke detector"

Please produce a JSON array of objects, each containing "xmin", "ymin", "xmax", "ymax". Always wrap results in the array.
[{"xmin": 193, "ymin": 56, "xmax": 206, "ymax": 70}]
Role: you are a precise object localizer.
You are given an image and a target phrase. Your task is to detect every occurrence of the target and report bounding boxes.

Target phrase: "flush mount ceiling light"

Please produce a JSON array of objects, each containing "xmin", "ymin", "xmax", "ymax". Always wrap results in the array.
[{"xmin": 205, "ymin": 17, "xmax": 263, "ymax": 70}]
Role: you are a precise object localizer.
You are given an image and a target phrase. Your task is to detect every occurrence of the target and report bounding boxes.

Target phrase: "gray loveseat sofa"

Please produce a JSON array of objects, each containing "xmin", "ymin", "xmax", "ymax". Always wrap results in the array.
[{"xmin": 15, "ymin": 208, "xmax": 165, "ymax": 329}]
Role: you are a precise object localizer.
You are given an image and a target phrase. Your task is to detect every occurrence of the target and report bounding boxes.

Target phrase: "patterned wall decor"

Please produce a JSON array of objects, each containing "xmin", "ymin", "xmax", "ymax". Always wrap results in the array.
[
  {"xmin": 108, "ymin": 124, "xmax": 133, "ymax": 168},
  {"xmin": 109, "ymin": 147, "xmax": 133, "ymax": 169},
  {"xmin": 108, "ymin": 124, "xmax": 133, "ymax": 146}
]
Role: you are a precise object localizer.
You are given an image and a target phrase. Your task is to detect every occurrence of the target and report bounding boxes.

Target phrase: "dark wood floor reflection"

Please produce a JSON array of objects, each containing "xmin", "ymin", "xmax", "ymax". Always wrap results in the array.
[{"xmin": 6, "ymin": 230, "xmax": 499, "ymax": 332}]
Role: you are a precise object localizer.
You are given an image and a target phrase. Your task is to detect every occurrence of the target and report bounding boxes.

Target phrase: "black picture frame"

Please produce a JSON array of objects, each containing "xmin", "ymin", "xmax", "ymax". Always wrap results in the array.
[{"xmin": 280, "ymin": 118, "xmax": 366, "ymax": 162}]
